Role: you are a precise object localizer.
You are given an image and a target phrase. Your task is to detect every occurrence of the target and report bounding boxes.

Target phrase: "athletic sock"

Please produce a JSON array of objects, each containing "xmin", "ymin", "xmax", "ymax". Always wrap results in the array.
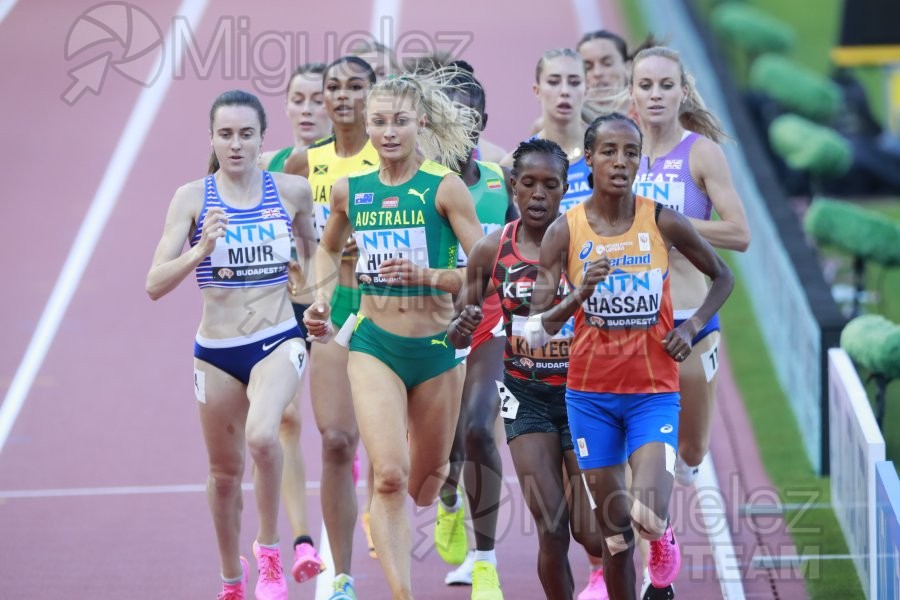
[
  {"xmin": 294, "ymin": 535, "xmax": 314, "ymax": 548},
  {"xmin": 474, "ymin": 549, "xmax": 497, "ymax": 566}
]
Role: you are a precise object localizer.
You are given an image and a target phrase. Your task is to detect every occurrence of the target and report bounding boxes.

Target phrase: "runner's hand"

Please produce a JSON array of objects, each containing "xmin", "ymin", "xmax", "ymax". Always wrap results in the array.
[
  {"xmin": 379, "ymin": 257, "xmax": 427, "ymax": 286},
  {"xmin": 303, "ymin": 300, "xmax": 334, "ymax": 343},
  {"xmin": 196, "ymin": 207, "xmax": 227, "ymax": 256},
  {"xmin": 663, "ymin": 323, "xmax": 694, "ymax": 363},
  {"xmin": 341, "ymin": 236, "xmax": 358, "ymax": 258},
  {"xmin": 449, "ymin": 305, "xmax": 482, "ymax": 348},
  {"xmin": 574, "ymin": 251, "xmax": 610, "ymax": 302}
]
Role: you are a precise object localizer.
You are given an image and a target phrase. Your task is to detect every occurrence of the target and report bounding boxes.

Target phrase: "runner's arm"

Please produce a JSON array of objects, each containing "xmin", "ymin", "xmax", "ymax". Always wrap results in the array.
[
  {"xmin": 448, "ymin": 230, "xmax": 502, "ymax": 348},
  {"xmin": 688, "ymin": 138, "xmax": 750, "ymax": 251},
  {"xmin": 146, "ymin": 182, "xmax": 211, "ymax": 300}
]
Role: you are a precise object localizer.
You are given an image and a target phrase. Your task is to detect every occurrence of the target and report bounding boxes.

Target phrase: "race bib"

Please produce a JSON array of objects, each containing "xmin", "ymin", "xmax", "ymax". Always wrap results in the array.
[
  {"xmin": 559, "ymin": 171, "xmax": 592, "ymax": 214},
  {"xmin": 701, "ymin": 337, "xmax": 720, "ymax": 382},
  {"xmin": 193, "ymin": 368, "xmax": 206, "ymax": 404},
  {"xmin": 354, "ymin": 227, "xmax": 429, "ymax": 286},
  {"xmin": 506, "ymin": 314, "xmax": 573, "ymax": 374},
  {"xmin": 210, "ymin": 221, "xmax": 291, "ymax": 283},
  {"xmin": 582, "ymin": 268, "xmax": 663, "ymax": 329},
  {"xmin": 633, "ymin": 178, "xmax": 685, "ymax": 214},
  {"xmin": 313, "ymin": 202, "xmax": 330, "ymax": 242},
  {"xmin": 496, "ymin": 380, "xmax": 520, "ymax": 420}
]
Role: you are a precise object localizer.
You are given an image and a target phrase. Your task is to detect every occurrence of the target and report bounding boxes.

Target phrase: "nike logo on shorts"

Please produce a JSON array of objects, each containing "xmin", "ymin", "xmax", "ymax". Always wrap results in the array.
[{"xmin": 262, "ymin": 337, "xmax": 287, "ymax": 352}]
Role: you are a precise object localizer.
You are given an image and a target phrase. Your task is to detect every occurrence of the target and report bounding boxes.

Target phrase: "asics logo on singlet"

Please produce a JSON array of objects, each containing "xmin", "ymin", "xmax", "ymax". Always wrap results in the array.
[
  {"xmin": 431, "ymin": 336, "xmax": 449, "ymax": 349},
  {"xmin": 407, "ymin": 188, "xmax": 430, "ymax": 204},
  {"xmin": 579, "ymin": 241, "xmax": 593, "ymax": 260},
  {"xmin": 262, "ymin": 337, "xmax": 286, "ymax": 351},
  {"xmin": 660, "ymin": 424, "xmax": 673, "ymax": 434}
]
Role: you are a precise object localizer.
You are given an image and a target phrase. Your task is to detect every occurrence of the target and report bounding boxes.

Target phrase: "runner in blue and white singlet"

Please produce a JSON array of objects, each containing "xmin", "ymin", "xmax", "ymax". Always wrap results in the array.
[
  {"xmin": 147, "ymin": 90, "xmax": 320, "ymax": 599},
  {"xmin": 503, "ymin": 49, "xmax": 591, "ymax": 216},
  {"xmin": 192, "ymin": 171, "xmax": 294, "ymax": 289}
]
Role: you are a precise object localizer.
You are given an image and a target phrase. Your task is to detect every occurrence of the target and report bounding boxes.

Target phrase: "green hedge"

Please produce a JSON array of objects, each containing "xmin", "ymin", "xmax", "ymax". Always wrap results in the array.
[
  {"xmin": 804, "ymin": 198, "xmax": 900, "ymax": 266},
  {"xmin": 769, "ymin": 115, "xmax": 852, "ymax": 176},
  {"xmin": 750, "ymin": 53, "xmax": 843, "ymax": 122},
  {"xmin": 710, "ymin": 2, "xmax": 795, "ymax": 55},
  {"xmin": 841, "ymin": 315, "xmax": 900, "ymax": 380}
]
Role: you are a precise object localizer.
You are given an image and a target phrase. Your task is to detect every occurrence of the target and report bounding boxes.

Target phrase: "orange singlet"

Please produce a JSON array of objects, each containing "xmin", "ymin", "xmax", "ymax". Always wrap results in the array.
[{"xmin": 564, "ymin": 196, "xmax": 678, "ymax": 394}]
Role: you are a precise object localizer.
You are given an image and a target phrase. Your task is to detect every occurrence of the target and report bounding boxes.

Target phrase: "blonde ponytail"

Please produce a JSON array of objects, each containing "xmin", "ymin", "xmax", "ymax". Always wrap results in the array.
[
  {"xmin": 367, "ymin": 67, "xmax": 479, "ymax": 168},
  {"xmin": 680, "ymin": 70, "xmax": 727, "ymax": 143}
]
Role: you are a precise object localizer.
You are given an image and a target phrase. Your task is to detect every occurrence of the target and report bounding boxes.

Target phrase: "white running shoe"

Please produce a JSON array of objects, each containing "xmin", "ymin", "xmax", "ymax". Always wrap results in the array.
[
  {"xmin": 674, "ymin": 455, "xmax": 700, "ymax": 487},
  {"xmin": 444, "ymin": 550, "xmax": 476, "ymax": 585}
]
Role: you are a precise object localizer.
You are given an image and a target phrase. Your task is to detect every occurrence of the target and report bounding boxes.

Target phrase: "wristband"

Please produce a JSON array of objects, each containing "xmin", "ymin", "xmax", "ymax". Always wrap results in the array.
[{"xmin": 523, "ymin": 313, "xmax": 552, "ymax": 348}]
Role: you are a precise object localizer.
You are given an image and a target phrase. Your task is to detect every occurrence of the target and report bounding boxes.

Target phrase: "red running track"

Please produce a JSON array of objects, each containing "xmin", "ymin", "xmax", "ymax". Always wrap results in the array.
[{"xmin": 0, "ymin": 0, "xmax": 806, "ymax": 598}]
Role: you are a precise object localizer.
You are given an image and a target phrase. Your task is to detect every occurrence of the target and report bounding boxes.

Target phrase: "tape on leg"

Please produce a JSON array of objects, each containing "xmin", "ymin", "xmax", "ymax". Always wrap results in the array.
[
  {"xmin": 665, "ymin": 443, "xmax": 677, "ymax": 477},
  {"xmin": 334, "ymin": 313, "xmax": 358, "ymax": 347},
  {"xmin": 605, "ymin": 533, "xmax": 631, "ymax": 556},
  {"xmin": 581, "ymin": 473, "xmax": 598, "ymax": 511},
  {"xmin": 631, "ymin": 499, "xmax": 667, "ymax": 540}
]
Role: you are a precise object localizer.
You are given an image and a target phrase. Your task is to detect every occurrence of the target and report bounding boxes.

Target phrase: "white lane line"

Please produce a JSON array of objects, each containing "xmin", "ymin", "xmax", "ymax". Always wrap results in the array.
[
  {"xmin": 0, "ymin": 476, "xmax": 521, "ymax": 500},
  {"xmin": 695, "ymin": 456, "xmax": 747, "ymax": 600},
  {"xmin": 0, "ymin": 481, "xmax": 325, "ymax": 499},
  {"xmin": 0, "ymin": 0, "xmax": 210, "ymax": 455},
  {"xmin": 752, "ymin": 553, "xmax": 861, "ymax": 569},
  {"xmin": 0, "ymin": 0, "xmax": 19, "ymax": 25},
  {"xmin": 570, "ymin": 0, "xmax": 603, "ymax": 33},
  {"xmin": 1, "ymin": 483, "xmax": 213, "ymax": 499}
]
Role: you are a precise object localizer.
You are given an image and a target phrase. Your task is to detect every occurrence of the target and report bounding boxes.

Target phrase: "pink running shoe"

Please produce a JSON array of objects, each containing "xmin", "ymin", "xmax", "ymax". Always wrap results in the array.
[
  {"xmin": 252, "ymin": 541, "xmax": 288, "ymax": 600},
  {"xmin": 292, "ymin": 542, "xmax": 326, "ymax": 583},
  {"xmin": 577, "ymin": 567, "xmax": 609, "ymax": 600},
  {"xmin": 217, "ymin": 556, "xmax": 249, "ymax": 600},
  {"xmin": 648, "ymin": 524, "xmax": 681, "ymax": 588},
  {"xmin": 352, "ymin": 451, "xmax": 361, "ymax": 486}
]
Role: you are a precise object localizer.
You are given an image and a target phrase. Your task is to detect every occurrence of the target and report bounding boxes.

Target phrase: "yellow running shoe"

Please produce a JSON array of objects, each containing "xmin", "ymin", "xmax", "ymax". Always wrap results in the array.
[
  {"xmin": 471, "ymin": 561, "xmax": 503, "ymax": 599},
  {"xmin": 434, "ymin": 496, "xmax": 467, "ymax": 565}
]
